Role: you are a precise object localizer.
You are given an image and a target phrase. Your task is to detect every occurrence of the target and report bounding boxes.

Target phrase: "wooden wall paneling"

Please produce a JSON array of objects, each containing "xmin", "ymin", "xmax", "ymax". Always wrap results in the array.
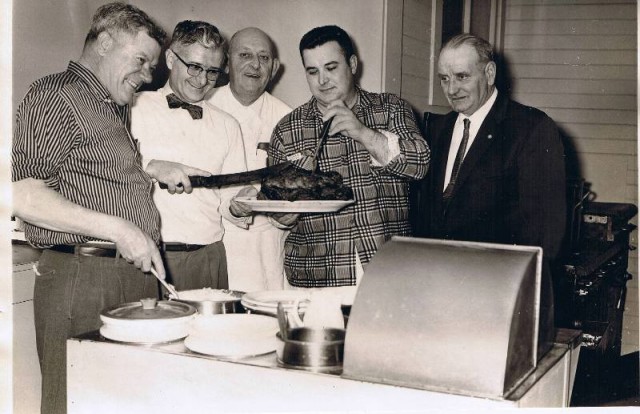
[
  {"xmin": 508, "ymin": 0, "xmax": 636, "ymax": 5},
  {"xmin": 503, "ymin": 0, "xmax": 638, "ymax": 355},
  {"xmin": 519, "ymin": 94, "xmax": 636, "ymax": 111},
  {"xmin": 513, "ymin": 79, "xmax": 635, "ymax": 95},
  {"xmin": 505, "ymin": 34, "xmax": 636, "ymax": 50},
  {"xmin": 571, "ymin": 139, "xmax": 636, "ymax": 156},
  {"xmin": 506, "ymin": 19, "xmax": 637, "ymax": 35},
  {"xmin": 541, "ymin": 109, "xmax": 637, "ymax": 126},
  {"xmin": 505, "ymin": 50, "xmax": 636, "ymax": 65},
  {"xmin": 560, "ymin": 124, "xmax": 637, "ymax": 141},
  {"xmin": 383, "ymin": 0, "xmax": 404, "ymax": 95},
  {"xmin": 400, "ymin": 0, "xmax": 432, "ymax": 113},
  {"xmin": 507, "ymin": 4, "xmax": 636, "ymax": 20},
  {"xmin": 510, "ymin": 64, "xmax": 636, "ymax": 81}
]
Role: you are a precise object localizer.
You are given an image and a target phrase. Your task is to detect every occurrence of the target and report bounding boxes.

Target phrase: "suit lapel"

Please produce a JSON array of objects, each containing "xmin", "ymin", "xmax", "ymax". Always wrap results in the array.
[
  {"xmin": 448, "ymin": 94, "xmax": 509, "ymax": 199},
  {"xmin": 433, "ymin": 115, "xmax": 457, "ymax": 199}
]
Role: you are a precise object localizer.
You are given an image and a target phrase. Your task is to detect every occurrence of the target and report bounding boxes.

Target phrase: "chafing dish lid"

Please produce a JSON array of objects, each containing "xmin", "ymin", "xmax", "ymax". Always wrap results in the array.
[
  {"xmin": 342, "ymin": 237, "xmax": 542, "ymax": 400},
  {"xmin": 101, "ymin": 299, "xmax": 196, "ymax": 321}
]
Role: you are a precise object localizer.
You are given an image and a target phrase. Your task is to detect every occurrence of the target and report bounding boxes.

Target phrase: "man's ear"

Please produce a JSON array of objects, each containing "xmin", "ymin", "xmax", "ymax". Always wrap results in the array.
[
  {"xmin": 224, "ymin": 53, "xmax": 230, "ymax": 74},
  {"xmin": 96, "ymin": 31, "xmax": 113, "ymax": 57},
  {"xmin": 165, "ymin": 49, "xmax": 174, "ymax": 70},
  {"xmin": 349, "ymin": 55, "xmax": 358, "ymax": 75},
  {"xmin": 485, "ymin": 61, "xmax": 497, "ymax": 86},
  {"xmin": 270, "ymin": 58, "xmax": 281, "ymax": 80}
]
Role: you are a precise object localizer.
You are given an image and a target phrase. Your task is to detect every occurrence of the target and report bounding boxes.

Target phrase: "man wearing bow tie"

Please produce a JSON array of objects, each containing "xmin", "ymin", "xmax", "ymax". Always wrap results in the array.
[
  {"xmin": 132, "ymin": 20, "xmax": 252, "ymax": 291},
  {"xmin": 411, "ymin": 33, "xmax": 566, "ymax": 358}
]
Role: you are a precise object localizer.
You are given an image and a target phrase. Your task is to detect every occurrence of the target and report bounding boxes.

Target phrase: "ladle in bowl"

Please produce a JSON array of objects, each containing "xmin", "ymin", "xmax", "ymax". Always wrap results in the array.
[{"xmin": 149, "ymin": 267, "xmax": 180, "ymax": 299}]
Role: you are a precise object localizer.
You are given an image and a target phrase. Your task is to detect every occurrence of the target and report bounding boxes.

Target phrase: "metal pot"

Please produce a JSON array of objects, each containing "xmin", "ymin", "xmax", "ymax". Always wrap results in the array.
[
  {"xmin": 275, "ymin": 327, "xmax": 345, "ymax": 374},
  {"xmin": 168, "ymin": 289, "xmax": 245, "ymax": 315}
]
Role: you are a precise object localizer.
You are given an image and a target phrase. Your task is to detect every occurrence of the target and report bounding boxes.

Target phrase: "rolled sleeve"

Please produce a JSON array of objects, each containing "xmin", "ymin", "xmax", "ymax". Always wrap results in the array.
[
  {"xmin": 379, "ymin": 97, "xmax": 430, "ymax": 180},
  {"xmin": 370, "ymin": 130, "xmax": 401, "ymax": 167}
]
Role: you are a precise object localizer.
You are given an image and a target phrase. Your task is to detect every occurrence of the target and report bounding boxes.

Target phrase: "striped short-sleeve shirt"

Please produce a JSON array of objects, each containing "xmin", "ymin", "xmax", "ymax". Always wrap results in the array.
[
  {"xmin": 269, "ymin": 87, "xmax": 430, "ymax": 287},
  {"xmin": 12, "ymin": 61, "xmax": 161, "ymax": 247}
]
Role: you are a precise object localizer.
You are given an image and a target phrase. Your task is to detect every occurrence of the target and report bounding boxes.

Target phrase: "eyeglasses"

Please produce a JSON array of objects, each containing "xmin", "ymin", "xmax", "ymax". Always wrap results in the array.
[{"xmin": 171, "ymin": 49, "xmax": 223, "ymax": 82}]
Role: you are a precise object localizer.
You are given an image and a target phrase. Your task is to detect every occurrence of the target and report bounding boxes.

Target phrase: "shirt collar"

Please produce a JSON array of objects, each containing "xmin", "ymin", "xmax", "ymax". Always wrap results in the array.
[
  {"xmin": 306, "ymin": 85, "xmax": 366, "ymax": 119},
  {"xmin": 159, "ymin": 83, "xmax": 203, "ymax": 107},
  {"xmin": 228, "ymin": 84, "xmax": 266, "ymax": 115},
  {"xmin": 68, "ymin": 61, "xmax": 116, "ymax": 105},
  {"xmin": 457, "ymin": 88, "xmax": 498, "ymax": 126}
]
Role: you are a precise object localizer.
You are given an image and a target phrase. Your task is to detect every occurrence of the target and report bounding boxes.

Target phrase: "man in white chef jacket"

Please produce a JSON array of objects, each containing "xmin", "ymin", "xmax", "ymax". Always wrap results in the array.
[
  {"xmin": 209, "ymin": 27, "xmax": 292, "ymax": 291},
  {"xmin": 132, "ymin": 20, "xmax": 253, "ymax": 291}
]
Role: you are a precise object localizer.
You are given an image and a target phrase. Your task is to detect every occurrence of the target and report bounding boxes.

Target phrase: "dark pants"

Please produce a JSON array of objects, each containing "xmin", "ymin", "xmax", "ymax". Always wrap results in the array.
[
  {"xmin": 34, "ymin": 249, "xmax": 158, "ymax": 414},
  {"xmin": 163, "ymin": 241, "xmax": 229, "ymax": 292}
]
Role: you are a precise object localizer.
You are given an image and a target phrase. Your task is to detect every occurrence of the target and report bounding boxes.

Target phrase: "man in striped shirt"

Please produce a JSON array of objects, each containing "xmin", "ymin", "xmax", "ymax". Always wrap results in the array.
[
  {"xmin": 12, "ymin": 4, "xmax": 169, "ymax": 413},
  {"xmin": 267, "ymin": 25, "xmax": 430, "ymax": 296}
]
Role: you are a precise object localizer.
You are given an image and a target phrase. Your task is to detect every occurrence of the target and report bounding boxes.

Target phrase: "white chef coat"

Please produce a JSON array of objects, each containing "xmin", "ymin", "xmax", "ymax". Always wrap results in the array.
[
  {"xmin": 132, "ymin": 84, "xmax": 249, "ymax": 245},
  {"xmin": 208, "ymin": 85, "xmax": 292, "ymax": 291}
]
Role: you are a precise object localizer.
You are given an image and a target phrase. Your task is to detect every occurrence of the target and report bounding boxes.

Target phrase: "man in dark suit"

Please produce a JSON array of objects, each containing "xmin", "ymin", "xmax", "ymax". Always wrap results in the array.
[{"xmin": 411, "ymin": 33, "xmax": 566, "ymax": 357}]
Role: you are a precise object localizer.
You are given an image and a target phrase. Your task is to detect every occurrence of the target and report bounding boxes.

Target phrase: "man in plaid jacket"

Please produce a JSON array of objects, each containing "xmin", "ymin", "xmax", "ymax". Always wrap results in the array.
[{"xmin": 267, "ymin": 25, "xmax": 430, "ymax": 291}]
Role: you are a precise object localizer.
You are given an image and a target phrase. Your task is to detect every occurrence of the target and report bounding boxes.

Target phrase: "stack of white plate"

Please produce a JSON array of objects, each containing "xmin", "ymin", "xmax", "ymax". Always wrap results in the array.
[
  {"xmin": 241, "ymin": 290, "xmax": 312, "ymax": 316},
  {"xmin": 184, "ymin": 314, "xmax": 278, "ymax": 359}
]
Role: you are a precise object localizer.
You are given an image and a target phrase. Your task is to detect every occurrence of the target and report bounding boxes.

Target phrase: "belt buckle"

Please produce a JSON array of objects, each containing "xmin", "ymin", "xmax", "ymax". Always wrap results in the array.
[{"xmin": 77, "ymin": 245, "xmax": 116, "ymax": 257}]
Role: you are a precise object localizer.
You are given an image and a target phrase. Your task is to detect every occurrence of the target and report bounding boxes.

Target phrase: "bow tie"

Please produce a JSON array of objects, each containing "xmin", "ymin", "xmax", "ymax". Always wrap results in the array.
[{"xmin": 166, "ymin": 93, "xmax": 203, "ymax": 120}]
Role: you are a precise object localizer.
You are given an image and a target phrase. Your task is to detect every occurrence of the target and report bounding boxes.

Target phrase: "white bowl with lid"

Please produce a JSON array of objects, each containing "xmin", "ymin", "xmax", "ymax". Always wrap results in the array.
[{"xmin": 100, "ymin": 298, "xmax": 196, "ymax": 344}]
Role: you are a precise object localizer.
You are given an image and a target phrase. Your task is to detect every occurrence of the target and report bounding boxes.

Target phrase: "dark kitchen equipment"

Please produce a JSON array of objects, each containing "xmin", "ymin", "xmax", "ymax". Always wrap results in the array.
[
  {"xmin": 558, "ymin": 201, "xmax": 637, "ymax": 406},
  {"xmin": 580, "ymin": 202, "xmax": 637, "ymax": 245},
  {"xmin": 342, "ymin": 236, "xmax": 547, "ymax": 400}
]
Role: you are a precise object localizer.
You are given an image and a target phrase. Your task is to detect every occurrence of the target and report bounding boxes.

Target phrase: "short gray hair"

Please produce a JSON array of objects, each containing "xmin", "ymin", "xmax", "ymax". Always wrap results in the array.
[
  {"xmin": 170, "ymin": 20, "xmax": 225, "ymax": 52},
  {"xmin": 441, "ymin": 33, "xmax": 494, "ymax": 65},
  {"xmin": 85, "ymin": 2, "xmax": 167, "ymax": 46}
]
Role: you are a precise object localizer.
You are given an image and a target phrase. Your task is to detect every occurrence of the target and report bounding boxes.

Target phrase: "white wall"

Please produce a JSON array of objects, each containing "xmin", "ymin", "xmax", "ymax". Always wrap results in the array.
[{"xmin": 12, "ymin": 0, "xmax": 391, "ymax": 112}]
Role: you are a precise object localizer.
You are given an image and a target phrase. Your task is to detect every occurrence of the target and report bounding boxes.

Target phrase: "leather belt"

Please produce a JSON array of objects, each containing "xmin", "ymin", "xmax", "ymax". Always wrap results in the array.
[
  {"xmin": 163, "ymin": 243, "xmax": 206, "ymax": 252},
  {"xmin": 49, "ymin": 244, "xmax": 118, "ymax": 257}
]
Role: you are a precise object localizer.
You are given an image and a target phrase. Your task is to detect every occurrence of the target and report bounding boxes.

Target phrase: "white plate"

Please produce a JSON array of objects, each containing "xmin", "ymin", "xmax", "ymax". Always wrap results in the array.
[
  {"xmin": 242, "ymin": 290, "xmax": 311, "ymax": 308},
  {"xmin": 184, "ymin": 314, "xmax": 279, "ymax": 359},
  {"xmin": 235, "ymin": 197, "xmax": 355, "ymax": 213}
]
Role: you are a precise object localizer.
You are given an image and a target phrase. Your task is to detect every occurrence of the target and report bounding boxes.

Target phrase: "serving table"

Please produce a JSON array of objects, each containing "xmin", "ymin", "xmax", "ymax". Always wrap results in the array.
[{"xmin": 67, "ymin": 329, "xmax": 580, "ymax": 413}]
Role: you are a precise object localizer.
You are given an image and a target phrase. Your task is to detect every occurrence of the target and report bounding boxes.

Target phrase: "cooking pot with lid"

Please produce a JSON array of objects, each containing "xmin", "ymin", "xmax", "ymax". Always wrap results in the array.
[{"xmin": 100, "ymin": 298, "xmax": 196, "ymax": 344}]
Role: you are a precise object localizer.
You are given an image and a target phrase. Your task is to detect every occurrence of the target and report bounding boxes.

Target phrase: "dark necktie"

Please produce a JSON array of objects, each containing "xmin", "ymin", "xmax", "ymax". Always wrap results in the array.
[
  {"xmin": 166, "ymin": 93, "xmax": 203, "ymax": 120},
  {"xmin": 443, "ymin": 118, "xmax": 471, "ymax": 203}
]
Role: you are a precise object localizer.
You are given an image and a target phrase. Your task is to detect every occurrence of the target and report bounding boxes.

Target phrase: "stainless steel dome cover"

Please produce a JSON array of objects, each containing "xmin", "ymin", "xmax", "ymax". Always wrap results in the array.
[{"xmin": 342, "ymin": 237, "xmax": 544, "ymax": 400}]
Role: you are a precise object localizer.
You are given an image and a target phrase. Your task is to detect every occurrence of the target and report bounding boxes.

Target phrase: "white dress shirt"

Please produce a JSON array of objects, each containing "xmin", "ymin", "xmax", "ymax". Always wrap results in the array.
[
  {"xmin": 444, "ymin": 89, "xmax": 498, "ymax": 190},
  {"xmin": 131, "ymin": 84, "xmax": 249, "ymax": 245},
  {"xmin": 208, "ymin": 85, "xmax": 292, "ymax": 290}
]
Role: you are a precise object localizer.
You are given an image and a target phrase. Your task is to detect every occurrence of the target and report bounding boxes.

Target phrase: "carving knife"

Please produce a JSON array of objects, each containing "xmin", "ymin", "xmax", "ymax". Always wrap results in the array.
[{"xmin": 158, "ymin": 161, "xmax": 294, "ymax": 189}]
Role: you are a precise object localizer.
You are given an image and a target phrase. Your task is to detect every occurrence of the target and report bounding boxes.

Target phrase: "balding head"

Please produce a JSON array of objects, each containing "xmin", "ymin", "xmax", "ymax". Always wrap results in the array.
[
  {"xmin": 230, "ymin": 27, "xmax": 275, "ymax": 56},
  {"xmin": 227, "ymin": 27, "xmax": 280, "ymax": 106}
]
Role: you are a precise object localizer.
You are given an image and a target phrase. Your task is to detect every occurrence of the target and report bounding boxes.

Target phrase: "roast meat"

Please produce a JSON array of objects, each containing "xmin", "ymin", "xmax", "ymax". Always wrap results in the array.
[{"xmin": 258, "ymin": 164, "xmax": 353, "ymax": 202}]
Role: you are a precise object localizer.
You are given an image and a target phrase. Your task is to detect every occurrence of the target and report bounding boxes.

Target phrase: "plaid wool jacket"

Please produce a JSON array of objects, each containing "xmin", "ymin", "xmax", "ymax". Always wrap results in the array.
[{"xmin": 269, "ymin": 87, "xmax": 430, "ymax": 287}]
